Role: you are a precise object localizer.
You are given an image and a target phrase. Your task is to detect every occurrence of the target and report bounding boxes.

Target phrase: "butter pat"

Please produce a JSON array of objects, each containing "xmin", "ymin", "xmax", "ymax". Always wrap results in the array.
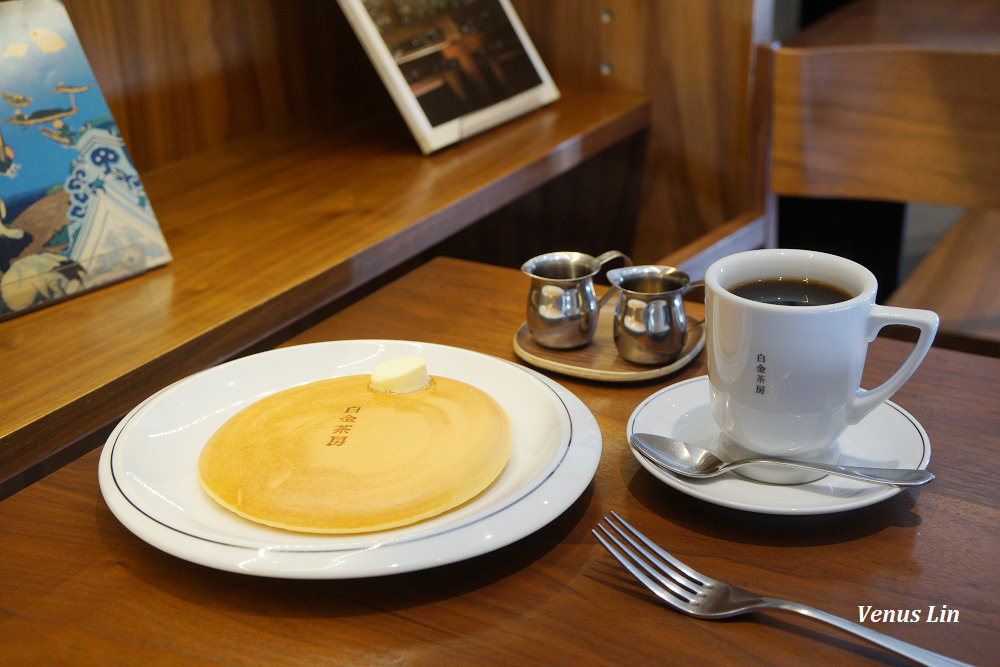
[{"xmin": 369, "ymin": 355, "xmax": 430, "ymax": 393}]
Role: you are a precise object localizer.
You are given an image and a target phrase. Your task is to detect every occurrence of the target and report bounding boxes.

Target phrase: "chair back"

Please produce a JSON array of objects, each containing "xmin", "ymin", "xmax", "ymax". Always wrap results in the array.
[{"xmin": 770, "ymin": 45, "xmax": 1000, "ymax": 208}]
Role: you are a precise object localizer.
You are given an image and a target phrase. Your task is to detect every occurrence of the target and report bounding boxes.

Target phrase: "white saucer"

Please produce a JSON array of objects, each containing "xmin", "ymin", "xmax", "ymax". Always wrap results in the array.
[
  {"xmin": 99, "ymin": 340, "xmax": 602, "ymax": 578},
  {"xmin": 626, "ymin": 376, "xmax": 931, "ymax": 515}
]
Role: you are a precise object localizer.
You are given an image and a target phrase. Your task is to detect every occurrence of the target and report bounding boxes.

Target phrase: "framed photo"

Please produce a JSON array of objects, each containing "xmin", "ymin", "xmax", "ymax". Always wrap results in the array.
[{"xmin": 337, "ymin": 0, "xmax": 560, "ymax": 153}]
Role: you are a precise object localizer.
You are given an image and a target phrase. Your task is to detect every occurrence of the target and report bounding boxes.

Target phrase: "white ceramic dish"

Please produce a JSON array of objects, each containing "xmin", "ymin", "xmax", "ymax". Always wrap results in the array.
[
  {"xmin": 99, "ymin": 340, "xmax": 601, "ymax": 578},
  {"xmin": 626, "ymin": 376, "xmax": 930, "ymax": 515}
]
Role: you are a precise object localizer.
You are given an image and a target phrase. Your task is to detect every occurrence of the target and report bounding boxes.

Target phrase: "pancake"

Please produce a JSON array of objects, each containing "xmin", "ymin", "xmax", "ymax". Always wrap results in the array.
[{"xmin": 197, "ymin": 374, "xmax": 511, "ymax": 533}]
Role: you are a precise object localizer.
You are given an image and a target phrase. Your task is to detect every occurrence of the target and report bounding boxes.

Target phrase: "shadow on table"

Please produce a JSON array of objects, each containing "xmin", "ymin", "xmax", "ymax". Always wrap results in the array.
[
  {"xmin": 95, "ymin": 482, "xmax": 592, "ymax": 619},
  {"xmin": 618, "ymin": 444, "xmax": 923, "ymax": 547}
]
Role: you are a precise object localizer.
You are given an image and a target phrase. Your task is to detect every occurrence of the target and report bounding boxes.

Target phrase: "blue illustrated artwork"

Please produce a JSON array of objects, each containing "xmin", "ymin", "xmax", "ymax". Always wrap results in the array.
[{"xmin": 0, "ymin": 0, "xmax": 170, "ymax": 319}]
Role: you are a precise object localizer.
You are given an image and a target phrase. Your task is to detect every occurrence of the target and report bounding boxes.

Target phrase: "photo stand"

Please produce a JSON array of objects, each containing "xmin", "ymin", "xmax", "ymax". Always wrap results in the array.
[{"xmin": 337, "ymin": 0, "xmax": 559, "ymax": 153}]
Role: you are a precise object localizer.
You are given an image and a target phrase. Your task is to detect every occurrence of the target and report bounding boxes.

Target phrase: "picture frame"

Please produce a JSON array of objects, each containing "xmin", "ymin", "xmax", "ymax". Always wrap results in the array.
[
  {"xmin": 0, "ymin": 0, "xmax": 171, "ymax": 321},
  {"xmin": 337, "ymin": 0, "xmax": 560, "ymax": 154}
]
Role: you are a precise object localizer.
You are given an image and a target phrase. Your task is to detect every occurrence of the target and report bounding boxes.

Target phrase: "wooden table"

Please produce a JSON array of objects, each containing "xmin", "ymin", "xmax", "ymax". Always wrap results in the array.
[
  {"xmin": 2, "ymin": 256, "xmax": 997, "ymax": 665},
  {"xmin": 0, "ymin": 90, "xmax": 648, "ymax": 495}
]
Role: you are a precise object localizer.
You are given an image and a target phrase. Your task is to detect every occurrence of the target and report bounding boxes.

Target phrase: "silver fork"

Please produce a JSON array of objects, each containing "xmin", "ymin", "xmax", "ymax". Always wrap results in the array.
[{"xmin": 594, "ymin": 513, "xmax": 971, "ymax": 667}]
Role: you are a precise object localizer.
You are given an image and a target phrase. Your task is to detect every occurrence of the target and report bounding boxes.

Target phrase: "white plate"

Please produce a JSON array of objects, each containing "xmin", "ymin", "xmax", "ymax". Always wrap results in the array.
[
  {"xmin": 99, "ymin": 340, "xmax": 601, "ymax": 578},
  {"xmin": 626, "ymin": 376, "xmax": 930, "ymax": 515}
]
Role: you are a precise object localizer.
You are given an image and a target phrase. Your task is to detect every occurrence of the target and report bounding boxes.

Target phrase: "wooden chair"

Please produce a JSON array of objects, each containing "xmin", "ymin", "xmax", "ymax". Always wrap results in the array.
[{"xmin": 663, "ymin": 2, "xmax": 1000, "ymax": 356}]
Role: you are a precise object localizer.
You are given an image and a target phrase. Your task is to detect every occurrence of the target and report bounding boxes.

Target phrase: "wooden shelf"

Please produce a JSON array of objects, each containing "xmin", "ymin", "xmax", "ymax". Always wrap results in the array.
[
  {"xmin": 783, "ymin": 0, "xmax": 1000, "ymax": 51},
  {"xmin": 0, "ymin": 90, "xmax": 649, "ymax": 493}
]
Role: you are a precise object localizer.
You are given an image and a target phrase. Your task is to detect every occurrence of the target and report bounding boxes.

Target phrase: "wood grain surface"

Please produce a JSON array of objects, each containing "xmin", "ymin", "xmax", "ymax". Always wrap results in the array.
[
  {"xmin": 64, "ymin": 0, "xmax": 390, "ymax": 172},
  {"xmin": 512, "ymin": 0, "xmax": 770, "ymax": 262},
  {"xmin": 1, "ymin": 257, "xmax": 997, "ymax": 665},
  {"xmin": 0, "ymin": 91, "xmax": 648, "ymax": 495},
  {"xmin": 63, "ymin": 0, "xmax": 770, "ymax": 263},
  {"xmin": 888, "ymin": 208, "xmax": 1000, "ymax": 357},
  {"xmin": 781, "ymin": 0, "xmax": 1000, "ymax": 51},
  {"xmin": 770, "ymin": 45, "xmax": 1000, "ymax": 208},
  {"xmin": 771, "ymin": 0, "xmax": 1000, "ymax": 207}
]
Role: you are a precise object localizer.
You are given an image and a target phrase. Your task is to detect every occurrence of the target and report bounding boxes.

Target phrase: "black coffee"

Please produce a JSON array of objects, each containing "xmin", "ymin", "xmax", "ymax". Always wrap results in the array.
[{"xmin": 729, "ymin": 277, "xmax": 852, "ymax": 306}]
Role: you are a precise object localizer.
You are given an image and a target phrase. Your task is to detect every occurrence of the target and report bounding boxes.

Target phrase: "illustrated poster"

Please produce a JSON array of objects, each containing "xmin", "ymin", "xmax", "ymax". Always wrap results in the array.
[{"xmin": 0, "ymin": 0, "xmax": 170, "ymax": 321}]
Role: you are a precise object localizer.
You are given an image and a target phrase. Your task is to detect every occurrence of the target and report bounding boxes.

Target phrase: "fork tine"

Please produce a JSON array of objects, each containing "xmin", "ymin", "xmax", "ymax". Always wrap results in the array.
[
  {"xmin": 593, "ymin": 524, "xmax": 694, "ymax": 608},
  {"xmin": 609, "ymin": 511, "xmax": 712, "ymax": 587},
  {"xmin": 598, "ymin": 518, "xmax": 699, "ymax": 598}
]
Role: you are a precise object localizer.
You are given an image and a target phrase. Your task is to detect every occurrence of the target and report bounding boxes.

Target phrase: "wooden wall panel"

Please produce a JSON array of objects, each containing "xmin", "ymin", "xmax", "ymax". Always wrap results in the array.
[
  {"xmin": 61, "ymin": 0, "xmax": 766, "ymax": 263},
  {"xmin": 512, "ymin": 0, "xmax": 769, "ymax": 262},
  {"xmin": 62, "ymin": 0, "xmax": 393, "ymax": 171}
]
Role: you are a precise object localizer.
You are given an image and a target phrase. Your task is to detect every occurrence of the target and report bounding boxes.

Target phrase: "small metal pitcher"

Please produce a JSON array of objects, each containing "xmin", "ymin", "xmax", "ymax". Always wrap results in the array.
[
  {"xmin": 607, "ymin": 264, "xmax": 704, "ymax": 364},
  {"xmin": 521, "ymin": 250, "xmax": 630, "ymax": 349}
]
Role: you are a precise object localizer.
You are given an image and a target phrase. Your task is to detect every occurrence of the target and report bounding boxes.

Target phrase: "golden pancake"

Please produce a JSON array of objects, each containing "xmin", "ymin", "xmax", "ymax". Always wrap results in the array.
[{"xmin": 198, "ymin": 374, "xmax": 511, "ymax": 533}]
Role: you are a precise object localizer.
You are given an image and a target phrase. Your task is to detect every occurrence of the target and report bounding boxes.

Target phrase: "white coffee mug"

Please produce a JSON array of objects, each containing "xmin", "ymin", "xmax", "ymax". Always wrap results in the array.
[{"xmin": 705, "ymin": 249, "xmax": 938, "ymax": 483}]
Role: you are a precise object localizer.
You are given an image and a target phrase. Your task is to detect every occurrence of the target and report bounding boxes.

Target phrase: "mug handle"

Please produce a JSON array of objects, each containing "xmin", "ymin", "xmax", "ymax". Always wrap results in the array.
[
  {"xmin": 594, "ymin": 250, "xmax": 631, "ymax": 309},
  {"xmin": 682, "ymin": 280, "xmax": 706, "ymax": 328},
  {"xmin": 848, "ymin": 305, "xmax": 939, "ymax": 424}
]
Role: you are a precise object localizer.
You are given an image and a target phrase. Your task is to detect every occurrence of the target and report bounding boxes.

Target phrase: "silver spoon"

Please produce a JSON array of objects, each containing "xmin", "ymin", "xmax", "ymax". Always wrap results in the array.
[{"xmin": 630, "ymin": 432, "xmax": 934, "ymax": 486}]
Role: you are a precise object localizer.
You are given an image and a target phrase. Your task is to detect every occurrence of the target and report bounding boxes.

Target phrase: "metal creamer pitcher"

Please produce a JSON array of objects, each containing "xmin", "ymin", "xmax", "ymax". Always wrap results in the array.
[
  {"xmin": 607, "ymin": 264, "xmax": 704, "ymax": 364},
  {"xmin": 521, "ymin": 250, "xmax": 630, "ymax": 349}
]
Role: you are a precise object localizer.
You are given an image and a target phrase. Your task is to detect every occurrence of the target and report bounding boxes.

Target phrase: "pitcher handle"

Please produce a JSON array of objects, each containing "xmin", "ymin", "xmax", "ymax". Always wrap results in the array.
[
  {"xmin": 848, "ymin": 305, "xmax": 939, "ymax": 424},
  {"xmin": 681, "ymin": 279, "xmax": 706, "ymax": 328},
  {"xmin": 594, "ymin": 250, "xmax": 631, "ymax": 308}
]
